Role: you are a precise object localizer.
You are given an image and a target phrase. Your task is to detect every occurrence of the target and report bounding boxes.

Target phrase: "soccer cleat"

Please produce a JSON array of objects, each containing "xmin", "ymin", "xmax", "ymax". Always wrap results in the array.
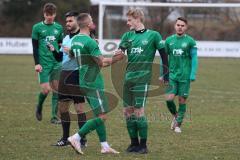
[
  {"xmin": 68, "ymin": 136, "xmax": 83, "ymax": 154},
  {"xmin": 126, "ymin": 144, "xmax": 139, "ymax": 152},
  {"xmin": 174, "ymin": 126, "xmax": 182, "ymax": 133},
  {"xmin": 50, "ymin": 118, "xmax": 61, "ymax": 124},
  {"xmin": 80, "ymin": 138, "xmax": 87, "ymax": 148},
  {"xmin": 101, "ymin": 147, "xmax": 120, "ymax": 154},
  {"xmin": 52, "ymin": 138, "xmax": 69, "ymax": 147},
  {"xmin": 171, "ymin": 117, "xmax": 177, "ymax": 130},
  {"xmin": 35, "ymin": 104, "xmax": 42, "ymax": 121},
  {"xmin": 136, "ymin": 146, "xmax": 148, "ymax": 154}
]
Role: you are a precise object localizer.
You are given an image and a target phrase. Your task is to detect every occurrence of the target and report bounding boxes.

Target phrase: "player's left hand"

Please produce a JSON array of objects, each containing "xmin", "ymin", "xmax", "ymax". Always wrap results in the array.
[
  {"xmin": 47, "ymin": 43, "xmax": 55, "ymax": 52},
  {"xmin": 190, "ymin": 75, "xmax": 196, "ymax": 82}
]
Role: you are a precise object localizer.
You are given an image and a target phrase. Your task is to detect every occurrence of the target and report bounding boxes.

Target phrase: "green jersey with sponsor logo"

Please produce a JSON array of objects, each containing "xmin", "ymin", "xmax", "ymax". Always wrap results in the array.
[
  {"xmin": 71, "ymin": 34, "xmax": 104, "ymax": 90},
  {"xmin": 119, "ymin": 29, "xmax": 164, "ymax": 83},
  {"xmin": 32, "ymin": 21, "xmax": 63, "ymax": 66},
  {"xmin": 165, "ymin": 34, "xmax": 196, "ymax": 82}
]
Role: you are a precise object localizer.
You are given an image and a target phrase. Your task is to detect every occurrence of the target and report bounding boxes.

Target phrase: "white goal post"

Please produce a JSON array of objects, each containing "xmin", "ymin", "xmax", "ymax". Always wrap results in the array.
[{"xmin": 98, "ymin": 2, "xmax": 240, "ymax": 57}]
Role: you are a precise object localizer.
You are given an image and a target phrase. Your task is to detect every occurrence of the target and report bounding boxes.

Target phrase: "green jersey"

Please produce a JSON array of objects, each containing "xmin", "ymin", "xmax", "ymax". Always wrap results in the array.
[
  {"xmin": 165, "ymin": 34, "xmax": 197, "ymax": 82},
  {"xmin": 71, "ymin": 34, "xmax": 104, "ymax": 90},
  {"xmin": 32, "ymin": 21, "xmax": 63, "ymax": 65},
  {"xmin": 119, "ymin": 29, "xmax": 164, "ymax": 83}
]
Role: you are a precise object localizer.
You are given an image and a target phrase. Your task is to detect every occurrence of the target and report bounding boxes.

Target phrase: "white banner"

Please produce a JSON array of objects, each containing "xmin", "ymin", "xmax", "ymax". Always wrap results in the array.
[
  {"xmin": 0, "ymin": 38, "xmax": 32, "ymax": 54},
  {"xmin": 100, "ymin": 40, "xmax": 240, "ymax": 57},
  {"xmin": 0, "ymin": 38, "xmax": 240, "ymax": 57}
]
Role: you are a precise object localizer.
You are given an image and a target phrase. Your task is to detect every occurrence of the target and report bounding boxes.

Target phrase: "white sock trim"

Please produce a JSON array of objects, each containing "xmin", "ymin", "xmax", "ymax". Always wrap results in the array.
[
  {"xmin": 101, "ymin": 141, "xmax": 110, "ymax": 148},
  {"xmin": 73, "ymin": 133, "xmax": 81, "ymax": 141}
]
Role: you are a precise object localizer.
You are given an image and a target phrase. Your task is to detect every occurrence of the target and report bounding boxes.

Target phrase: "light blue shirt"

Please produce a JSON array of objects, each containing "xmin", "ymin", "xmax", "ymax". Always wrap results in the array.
[{"xmin": 60, "ymin": 35, "xmax": 78, "ymax": 70}]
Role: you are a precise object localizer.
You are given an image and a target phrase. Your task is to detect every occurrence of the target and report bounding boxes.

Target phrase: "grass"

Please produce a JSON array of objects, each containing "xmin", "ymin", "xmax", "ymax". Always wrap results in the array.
[{"xmin": 0, "ymin": 55, "xmax": 240, "ymax": 160}]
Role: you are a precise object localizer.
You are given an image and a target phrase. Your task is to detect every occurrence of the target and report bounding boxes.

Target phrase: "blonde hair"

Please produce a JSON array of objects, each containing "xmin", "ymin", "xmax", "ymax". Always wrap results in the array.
[{"xmin": 126, "ymin": 8, "xmax": 145, "ymax": 22}]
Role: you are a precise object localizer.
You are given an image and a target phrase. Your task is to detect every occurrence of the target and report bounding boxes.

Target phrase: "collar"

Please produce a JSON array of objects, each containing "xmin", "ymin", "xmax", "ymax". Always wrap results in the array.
[
  {"xmin": 69, "ymin": 29, "xmax": 80, "ymax": 38},
  {"xmin": 135, "ymin": 28, "xmax": 147, "ymax": 34}
]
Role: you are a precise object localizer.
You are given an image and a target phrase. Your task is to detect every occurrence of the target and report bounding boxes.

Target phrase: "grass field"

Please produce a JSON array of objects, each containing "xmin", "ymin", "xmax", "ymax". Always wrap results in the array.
[{"xmin": 0, "ymin": 55, "xmax": 240, "ymax": 160}]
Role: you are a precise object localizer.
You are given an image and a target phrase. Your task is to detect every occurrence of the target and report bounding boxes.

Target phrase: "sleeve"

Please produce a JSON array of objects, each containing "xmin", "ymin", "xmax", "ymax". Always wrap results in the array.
[
  {"xmin": 31, "ymin": 25, "xmax": 39, "ymax": 40},
  {"xmin": 158, "ymin": 47, "xmax": 169, "ymax": 81},
  {"xmin": 57, "ymin": 26, "xmax": 64, "ymax": 49},
  {"xmin": 118, "ymin": 33, "xmax": 131, "ymax": 51},
  {"xmin": 190, "ymin": 39, "xmax": 198, "ymax": 81},
  {"xmin": 31, "ymin": 25, "xmax": 39, "ymax": 65},
  {"xmin": 88, "ymin": 39, "xmax": 102, "ymax": 57},
  {"xmin": 32, "ymin": 39, "xmax": 39, "ymax": 65},
  {"xmin": 164, "ymin": 38, "xmax": 170, "ymax": 55},
  {"xmin": 52, "ymin": 50, "xmax": 63, "ymax": 62},
  {"xmin": 154, "ymin": 32, "xmax": 165, "ymax": 50}
]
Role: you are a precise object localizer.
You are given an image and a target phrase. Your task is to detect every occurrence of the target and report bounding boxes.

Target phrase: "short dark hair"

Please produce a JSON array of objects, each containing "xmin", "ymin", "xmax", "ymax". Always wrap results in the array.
[
  {"xmin": 77, "ymin": 13, "xmax": 90, "ymax": 28},
  {"xmin": 43, "ymin": 3, "xmax": 57, "ymax": 15},
  {"xmin": 176, "ymin": 17, "xmax": 188, "ymax": 25},
  {"xmin": 65, "ymin": 11, "xmax": 79, "ymax": 18}
]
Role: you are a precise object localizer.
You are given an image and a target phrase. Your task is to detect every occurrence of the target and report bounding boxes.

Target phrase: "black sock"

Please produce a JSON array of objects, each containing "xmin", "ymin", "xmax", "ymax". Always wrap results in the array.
[
  {"xmin": 131, "ymin": 138, "xmax": 139, "ymax": 146},
  {"xmin": 77, "ymin": 112, "xmax": 86, "ymax": 129},
  {"xmin": 61, "ymin": 112, "xmax": 70, "ymax": 140},
  {"xmin": 140, "ymin": 138, "xmax": 147, "ymax": 147}
]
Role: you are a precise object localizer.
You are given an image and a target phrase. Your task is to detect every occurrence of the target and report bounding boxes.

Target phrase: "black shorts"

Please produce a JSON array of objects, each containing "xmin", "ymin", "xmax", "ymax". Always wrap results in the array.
[{"xmin": 58, "ymin": 70, "xmax": 85, "ymax": 104}]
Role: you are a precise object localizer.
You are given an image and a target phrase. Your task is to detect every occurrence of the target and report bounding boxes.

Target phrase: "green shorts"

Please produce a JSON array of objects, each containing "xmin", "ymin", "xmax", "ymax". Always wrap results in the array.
[
  {"xmin": 83, "ymin": 88, "xmax": 109, "ymax": 116},
  {"xmin": 166, "ymin": 79, "xmax": 190, "ymax": 98},
  {"xmin": 123, "ymin": 82, "xmax": 149, "ymax": 108},
  {"xmin": 38, "ymin": 64, "xmax": 61, "ymax": 84}
]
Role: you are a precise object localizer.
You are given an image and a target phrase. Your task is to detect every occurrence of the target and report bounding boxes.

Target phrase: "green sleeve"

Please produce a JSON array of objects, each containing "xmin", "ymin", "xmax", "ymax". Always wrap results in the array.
[
  {"xmin": 119, "ymin": 33, "xmax": 131, "ymax": 51},
  {"xmin": 59, "ymin": 26, "xmax": 64, "ymax": 41},
  {"xmin": 88, "ymin": 39, "xmax": 102, "ymax": 57},
  {"xmin": 31, "ymin": 25, "xmax": 38, "ymax": 40},
  {"xmin": 190, "ymin": 47, "xmax": 198, "ymax": 81},
  {"xmin": 164, "ymin": 38, "xmax": 169, "ymax": 55},
  {"xmin": 154, "ymin": 32, "xmax": 165, "ymax": 50}
]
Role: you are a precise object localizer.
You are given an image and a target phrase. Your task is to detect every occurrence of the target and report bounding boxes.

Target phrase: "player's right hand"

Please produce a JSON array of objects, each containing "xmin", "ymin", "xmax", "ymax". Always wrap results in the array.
[
  {"xmin": 35, "ymin": 64, "xmax": 42, "ymax": 72},
  {"xmin": 113, "ymin": 49, "xmax": 124, "ymax": 61}
]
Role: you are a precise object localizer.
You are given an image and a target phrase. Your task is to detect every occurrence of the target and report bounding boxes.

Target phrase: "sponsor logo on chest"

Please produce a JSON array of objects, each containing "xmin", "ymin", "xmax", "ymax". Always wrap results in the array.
[
  {"xmin": 131, "ymin": 47, "xmax": 144, "ymax": 55},
  {"xmin": 173, "ymin": 49, "xmax": 184, "ymax": 56}
]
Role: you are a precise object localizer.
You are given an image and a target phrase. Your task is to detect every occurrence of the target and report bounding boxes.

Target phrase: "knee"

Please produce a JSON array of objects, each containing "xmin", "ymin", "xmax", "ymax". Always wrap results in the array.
[
  {"xmin": 134, "ymin": 108, "xmax": 145, "ymax": 117},
  {"xmin": 58, "ymin": 101, "xmax": 70, "ymax": 113},
  {"xmin": 179, "ymin": 97, "xmax": 187, "ymax": 104},
  {"xmin": 98, "ymin": 114, "xmax": 107, "ymax": 121},
  {"xmin": 166, "ymin": 94, "xmax": 175, "ymax": 101},
  {"xmin": 123, "ymin": 107, "xmax": 134, "ymax": 118},
  {"xmin": 42, "ymin": 89, "xmax": 50, "ymax": 95},
  {"xmin": 75, "ymin": 103, "xmax": 84, "ymax": 114},
  {"xmin": 41, "ymin": 84, "xmax": 51, "ymax": 94}
]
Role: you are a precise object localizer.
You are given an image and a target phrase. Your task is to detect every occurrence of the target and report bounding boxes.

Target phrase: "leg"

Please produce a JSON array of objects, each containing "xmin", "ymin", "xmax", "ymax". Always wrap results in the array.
[
  {"xmin": 174, "ymin": 80, "xmax": 190, "ymax": 133},
  {"xmin": 165, "ymin": 79, "xmax": 178, "ymax": 116},
  {"xmin": 50, "ymin": 79, "xmax": 60, "ymax": 124},
  {"xmin": 124, "ymin": 106, "xmax": 139, "ymax": 152},
  {"xmin": 176, "ymin": 96, "xmax": 187, "ymax": 126},
  {"xmin": 68, "ymin": 89, "xmax": 119, "ymax": 154},
  {"xmin": 74, "ymin": 100, "xmax": 87, "ymax": 147},
  {"xmin": 133, "ymin": 83, "xmax": 149, "ymax": 154},
  {"xmin": 134, "ymin": 107, "xmax": 148, "ymax": 154},
  {"xmin": 49, "ymin": 66, "xmax": 61, "ymax": 123},
  {"xmin": 123, "ymin": 82, "xmax": 139, "ymax": 152},
  {"xmin": 53, "ymin": 100, "xmax": 72, "ymax": 146},
  {"xmin": 35, "ymin": 82, "xmax": 51, "ymax": 121}
]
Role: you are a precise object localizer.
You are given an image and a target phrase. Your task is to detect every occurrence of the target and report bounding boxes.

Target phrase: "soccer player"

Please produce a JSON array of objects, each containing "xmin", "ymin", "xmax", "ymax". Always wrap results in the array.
[
  {"xmin": 67, "ymin": 13, "xmax": 123, "ymax": 154},
  {"xmin": 49, "ymin": 11, "xmax": 87, "ymax": 147},
  {"xmin": 165, "ymin": 17, "xmax": 198, "ymax": 133},
  {"xmin": 118, "ymin": 8, "xmax": 168, "ymax": 154},
  {"xmin": 32, "ymin": 2, "xmax": 63, "ymax": 124}
]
